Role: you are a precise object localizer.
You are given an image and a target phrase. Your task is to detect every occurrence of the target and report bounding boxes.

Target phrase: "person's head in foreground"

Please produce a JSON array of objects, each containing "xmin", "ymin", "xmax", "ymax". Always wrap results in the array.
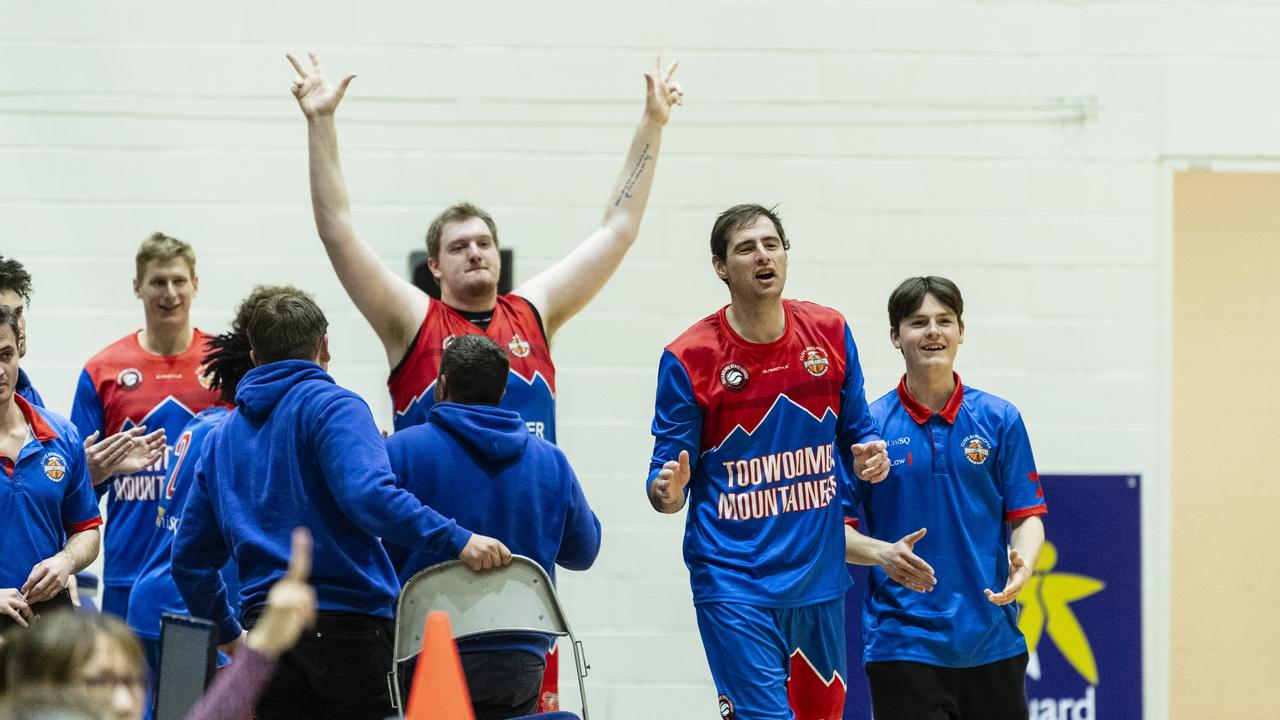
[
  {"xmin": 0, "ymin": 612, "xmax": 145, "ymax": 720},
  {"xmin": 245, "ymin": 288, "xmax": 329, "ymax": 368},
  {"xmin": 433, "ymin": 334, "xmax": 509, "ymax": 406}
]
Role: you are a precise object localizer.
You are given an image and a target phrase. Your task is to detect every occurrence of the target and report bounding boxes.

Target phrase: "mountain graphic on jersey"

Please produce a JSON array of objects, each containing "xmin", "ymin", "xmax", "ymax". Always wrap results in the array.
[
  {"xmin": 788, "ymin": 648, "xmax": 847, "ymax": 720},
  {"xmin": 686, "ymin": 394, "xmax": 848, "ymax": 607},
  {"xmin": 393, "ymin": 369, "xmax": 556, "ymax": 441}
]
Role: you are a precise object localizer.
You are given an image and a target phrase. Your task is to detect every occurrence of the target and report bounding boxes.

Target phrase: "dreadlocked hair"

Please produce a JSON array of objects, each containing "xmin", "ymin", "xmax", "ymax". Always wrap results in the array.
[{"xmin": 203, "ymin": 331, "xmax": 253, "ymax": 403}]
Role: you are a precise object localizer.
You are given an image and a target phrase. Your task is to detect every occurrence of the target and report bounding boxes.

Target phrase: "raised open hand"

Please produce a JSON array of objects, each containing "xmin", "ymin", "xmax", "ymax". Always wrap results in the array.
[
  {"xmin": 287, "ymin": 51, "xmax": 356, "ymax": 118},
  {"xmin": 877, "ymin": 528, "xmax": 936, "ymax": 593},
  {"xmin": 644, "ymin": 56, "xmax": 683, "ymax": 126},
  {"xmin": 84, "ymin": 426, "xmax": 164, "ymax": 486},
  {"xmin": 985, "ymin": 548, "xmax": 1031, "ymax": 606}
]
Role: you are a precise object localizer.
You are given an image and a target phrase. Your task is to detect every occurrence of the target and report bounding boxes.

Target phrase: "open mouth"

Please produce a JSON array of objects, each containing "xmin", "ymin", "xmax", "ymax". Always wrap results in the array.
[
  {"xmin": 922, "ymin": 344, "xmax": 946, "ymax": 351},
  {"xmin": 755, "ymin": 270, "xmax": 776, "ymax": 281}
]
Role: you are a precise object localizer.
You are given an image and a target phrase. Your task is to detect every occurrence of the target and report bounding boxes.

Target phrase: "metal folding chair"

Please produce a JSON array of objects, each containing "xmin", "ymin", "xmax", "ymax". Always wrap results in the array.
[{"xmin": 387, "ymin": 556, "xmax": 590, "ymax": 719}]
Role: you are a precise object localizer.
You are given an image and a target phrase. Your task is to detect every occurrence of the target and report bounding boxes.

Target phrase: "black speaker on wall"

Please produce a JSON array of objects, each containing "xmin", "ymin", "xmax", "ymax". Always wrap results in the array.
[{"xmin": 409, "ymin": 249, "xmax": 514, "ymax": 299}]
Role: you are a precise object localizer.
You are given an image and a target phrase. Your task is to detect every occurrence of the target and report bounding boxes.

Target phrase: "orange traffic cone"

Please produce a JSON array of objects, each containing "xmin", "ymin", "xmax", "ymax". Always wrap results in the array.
[{"xmin": 406, "ymin": 611, "xmax": 475, "ymax": 720}]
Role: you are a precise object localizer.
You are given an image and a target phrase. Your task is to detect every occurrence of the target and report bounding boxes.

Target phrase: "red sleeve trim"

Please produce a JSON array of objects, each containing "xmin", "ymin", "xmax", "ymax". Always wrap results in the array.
[
  {"xmin": 66, "ymin": 516, "xmax": 104, "ymax": 534},
  {"xmin": 843, "ymin": 517, "xmax": 859, "ymax": 529},
  {"xmin": 1005, "ymin": 505, "xmax": 1047, "ymax": 521}
]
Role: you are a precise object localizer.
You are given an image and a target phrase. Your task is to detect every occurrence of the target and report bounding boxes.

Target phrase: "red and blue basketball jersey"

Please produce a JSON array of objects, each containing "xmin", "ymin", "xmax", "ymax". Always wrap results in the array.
[
  {"xmin": 0, "ymin": 395, "xmax": 102, "ymax": 590},
  {"xmin": 127, "ymin": 406, "xmax": 240, "ymax": 641},
  {"xmin": 648, "ymin": 300, "xmax": 881, "ymax": 608},
  {"xmin": 70, "ymin": 330, "xmax": 221, "ymax": 587},
  {"xmin": 858, "ymin": 374, "xmax": 1047, "ymax": 667},
  {"xmin": 389, "ymin": 295, "xmax": 556, "ymax": 439}
]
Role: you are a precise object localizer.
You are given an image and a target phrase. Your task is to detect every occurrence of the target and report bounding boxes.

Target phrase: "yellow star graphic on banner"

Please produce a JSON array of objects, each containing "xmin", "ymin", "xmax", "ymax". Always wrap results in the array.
[{"xmin": 1016, "ymin": 541, "xmax": 1105, "ymax": 685}]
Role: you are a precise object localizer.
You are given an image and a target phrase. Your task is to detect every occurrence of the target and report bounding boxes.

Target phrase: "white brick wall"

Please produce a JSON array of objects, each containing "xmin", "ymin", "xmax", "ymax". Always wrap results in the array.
[{"xmin": 10, "ymin": 1, "xmax": 1280, "ymax": 716}]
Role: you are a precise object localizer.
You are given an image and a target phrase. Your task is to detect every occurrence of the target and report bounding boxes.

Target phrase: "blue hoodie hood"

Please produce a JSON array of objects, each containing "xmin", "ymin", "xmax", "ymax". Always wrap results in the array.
[
  {"xmin": 427, "ymin": 402, "xmax": 529, "ymax": 463},
  {"xmin": 236, "ymin": 360, "xmax": 332, "ymax": 422}
]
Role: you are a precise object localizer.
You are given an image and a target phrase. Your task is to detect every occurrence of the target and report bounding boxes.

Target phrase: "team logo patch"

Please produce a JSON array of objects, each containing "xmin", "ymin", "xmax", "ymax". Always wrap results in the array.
[
  {"xmin": 801, "ymin": 345, "xmax": 830, "ymax": 377},
  {"xmin": 718, "ymin": 694, "xmax": 735, "ymax": 719},
  {"xmin": 196, "ymin": 362, "xmax": 214, "ymax": 390},
  {"xmin": 116, "ymin": 367, "xmax": 143, "ymax": 390},
  {"xmin": 442, "ymin": 335, "xmax": 457, "ymax": 350},
  {"xmin": 41, "ymin": 453, "xmax": 67, "ymax": 482},
  {"xmin": 719, "ymin": 363, "xmax": 749, "ymax": 392},
  {"xmin": 508, "ymin": 333, "xmax": 531, "ymax": 358},
  {"xmin": 962, "ymin": 434, "xmax": 991, "ymax": 465}
]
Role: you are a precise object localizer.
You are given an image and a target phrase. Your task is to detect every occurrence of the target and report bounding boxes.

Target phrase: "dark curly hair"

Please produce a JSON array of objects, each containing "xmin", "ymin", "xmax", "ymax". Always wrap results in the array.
[{"xmin": 0, "ymin": 257, "xmax": 32, "ymax": 306}]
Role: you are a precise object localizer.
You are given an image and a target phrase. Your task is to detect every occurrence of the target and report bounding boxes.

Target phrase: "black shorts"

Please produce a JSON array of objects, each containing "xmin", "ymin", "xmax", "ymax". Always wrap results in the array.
[{"xmin": 865, "ymin": 652, "xmax": 1029, "ymax": 720}]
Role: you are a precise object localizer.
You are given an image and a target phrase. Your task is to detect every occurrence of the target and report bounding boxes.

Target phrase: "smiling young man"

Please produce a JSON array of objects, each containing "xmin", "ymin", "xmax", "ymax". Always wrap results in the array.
[
  {"xmin": 854, "ymin": 276, "xmax": 1047, "ymax": 720},
  {"xmin": 70, "ymin": 233, "xmax": 221, "ymax": 619},
  {"xmin": 646, "ymin": 203, "xmax": 891, "ymax": 720},
  {"xmin": 0, "ymin": 305, "xmax": 102, "ymax": 630},
  {"xmin": 286, "ymin": 52, "xmax": 683, "ymax": 440}
]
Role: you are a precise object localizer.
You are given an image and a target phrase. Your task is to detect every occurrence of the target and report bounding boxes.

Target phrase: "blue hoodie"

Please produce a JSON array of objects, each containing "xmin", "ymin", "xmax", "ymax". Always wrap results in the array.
[
  {"xmin": 385, "ymin": 401, "xmax": 601, "ymax": 657},
  {"xmin": 173, "ymin": 360, "xmax": 472, "ymax": 643}
]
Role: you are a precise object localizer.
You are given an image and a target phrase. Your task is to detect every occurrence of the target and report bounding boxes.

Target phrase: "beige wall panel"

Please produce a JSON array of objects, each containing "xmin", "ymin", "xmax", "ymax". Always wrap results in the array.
[{"xmin": 1172, "ymin": 171, "xmax": 1280, "ymax": 719}]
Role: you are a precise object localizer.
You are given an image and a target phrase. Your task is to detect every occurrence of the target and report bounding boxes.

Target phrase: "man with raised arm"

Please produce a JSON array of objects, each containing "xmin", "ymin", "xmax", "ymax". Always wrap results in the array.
[
  {"xmin": 286, "ymin": 51, "xmax": 682, "ymax": 439},
  {"xmin": 646, "ymin": 204, "xmax": 899, "ymax": 720}
]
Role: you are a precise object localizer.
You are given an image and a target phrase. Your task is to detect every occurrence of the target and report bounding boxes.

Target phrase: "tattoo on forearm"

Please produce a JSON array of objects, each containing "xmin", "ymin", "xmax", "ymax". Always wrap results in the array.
[{"xmin": 613, "ymin": 144, "xmax": 653, "ymax": 207}]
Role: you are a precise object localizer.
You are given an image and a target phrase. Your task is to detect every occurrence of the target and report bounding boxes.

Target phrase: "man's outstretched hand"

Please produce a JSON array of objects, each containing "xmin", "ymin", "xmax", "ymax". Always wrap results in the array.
[
  {"xmin": 984, "ymin": 548, "xmax": 1031, "ymax": 606},
  {"xmin": 287, "ymin": 51, "xmax": 355, "ymax": 118},
  {"xmin": 877, "ymin": 528, "xmax": 937, "ymax": 593},
  {"xmin": 851, "ymin": 440, "xmax": 890, "ymax": 483},
  {"xmin": 84, "ymin": 427, "xmax": 165, "ymax": 486}
]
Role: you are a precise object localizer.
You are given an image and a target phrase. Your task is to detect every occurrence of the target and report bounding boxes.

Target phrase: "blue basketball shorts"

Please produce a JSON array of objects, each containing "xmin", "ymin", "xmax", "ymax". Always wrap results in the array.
[{"xmin": 696, "ymin": 598, "xmax": 847, "ymax": 720}]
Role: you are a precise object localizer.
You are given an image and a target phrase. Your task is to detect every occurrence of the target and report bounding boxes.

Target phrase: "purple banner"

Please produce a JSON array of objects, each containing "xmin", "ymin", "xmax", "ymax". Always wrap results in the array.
[{"xmin": 843, "ymin": 474, "xmax": 1142, "ymax": 719}]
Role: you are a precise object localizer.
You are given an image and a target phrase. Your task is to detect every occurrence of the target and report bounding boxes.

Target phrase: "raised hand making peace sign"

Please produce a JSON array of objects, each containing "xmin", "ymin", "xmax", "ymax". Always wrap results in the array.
[{"xmin": 644, "ymin": 56, "xmax": 684, "ymax": 126}]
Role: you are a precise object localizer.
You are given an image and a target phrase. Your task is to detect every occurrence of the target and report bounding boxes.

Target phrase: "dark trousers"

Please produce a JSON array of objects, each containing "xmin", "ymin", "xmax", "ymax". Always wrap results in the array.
[
  {"xmin": 401, "ymin": 650, "xmax": 545, "ymax": 720},
  {"xmin": 461, "ymin": 651, "xmax": 545, "ymax": 720},
  {"xmin": 0, "ymin": 589, "xmax": 74, "ymax": 631},
  {"xmin": 866, "ymin": 652, "xmax": 1030, "ymax": 720},
  {"xmin": 247, "ymin": 610, "xmax": 394, "ymax": 720}
]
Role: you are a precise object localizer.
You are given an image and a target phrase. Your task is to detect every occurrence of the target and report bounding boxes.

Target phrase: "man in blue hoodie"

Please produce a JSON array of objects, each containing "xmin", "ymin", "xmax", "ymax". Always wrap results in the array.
[
  {"xmin": 172, "ymin": 289, "xmax": 511, "ymax": 720},
  {"xmin": 384, "ymin": 334, "xmax": 602, "ymax": 720}
]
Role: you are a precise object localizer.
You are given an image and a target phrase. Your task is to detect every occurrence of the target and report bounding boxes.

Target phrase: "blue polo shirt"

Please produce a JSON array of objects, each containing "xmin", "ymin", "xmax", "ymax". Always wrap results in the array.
[
  {"xmin": 16, "ymin": 369, "xmax": 44, "ymax": 408},
  {"xmin": 0, "ymin": 394, "xmax": 102, "ymax": 590},
  {"xmin": 856, "ymin": 374, "xmax": 1046, "ymax": 668}
]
